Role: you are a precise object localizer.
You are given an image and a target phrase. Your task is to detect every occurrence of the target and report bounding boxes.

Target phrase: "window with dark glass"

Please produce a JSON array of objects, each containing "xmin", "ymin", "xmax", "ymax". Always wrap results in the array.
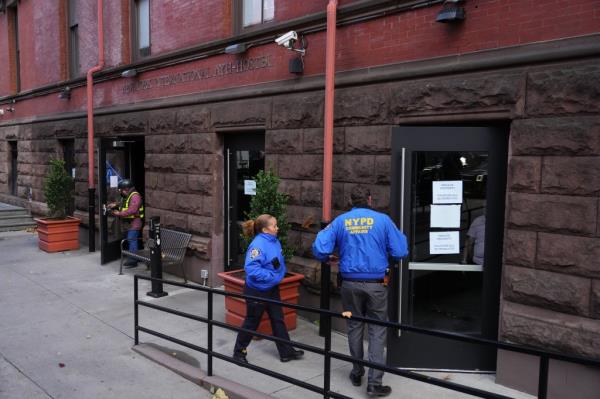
[
  {"xmin": 235, "ymin": 0, "xmax": 274, "ymax": 32},
  {"xmin": 68, "ymin": 0, "xmax": 80, "ymax": 78},
  {"xmin": 133, "ymin": 0, "xmax": 151, "ymax": 59},
  {"xmin": 7, "ymin": 1, "xmax": 20, "ymax": 92}
]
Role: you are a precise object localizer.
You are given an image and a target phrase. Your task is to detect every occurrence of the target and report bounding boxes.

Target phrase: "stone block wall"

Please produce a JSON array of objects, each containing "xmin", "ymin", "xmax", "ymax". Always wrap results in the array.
[{"xmin": 500, "ymin": 61, "xmax": 600, "ymax": 359}]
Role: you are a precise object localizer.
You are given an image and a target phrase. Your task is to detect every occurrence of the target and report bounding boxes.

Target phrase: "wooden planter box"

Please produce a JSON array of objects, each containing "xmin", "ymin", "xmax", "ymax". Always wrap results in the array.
[
  {"xmin": 218, "ymin": 269, "xmax": 304, "ymax": 334},
  {"xmin": 34, "ymin": 217, "xmax": 81, "ymax": 253}
]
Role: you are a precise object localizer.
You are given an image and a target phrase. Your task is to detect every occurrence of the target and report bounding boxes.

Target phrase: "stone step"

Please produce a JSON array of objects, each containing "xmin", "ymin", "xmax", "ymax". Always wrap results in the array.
[
  {"xmin": 0, "ymin": 220, "xmax": 37, "ymax": 232},
  {"xmin": 0, "ymin": 209, "xmax": 30, "ymax": 218}
]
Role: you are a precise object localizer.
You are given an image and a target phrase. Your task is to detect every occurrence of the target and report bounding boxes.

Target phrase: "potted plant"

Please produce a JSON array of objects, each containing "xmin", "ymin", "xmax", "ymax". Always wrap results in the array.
[
  {"xmin": 218, "ymin": 169, "xmax": 304, "ymax": 333},
  {"xmin": 35, "ymin": 159, "xmax": 80, "ymax": 252}
]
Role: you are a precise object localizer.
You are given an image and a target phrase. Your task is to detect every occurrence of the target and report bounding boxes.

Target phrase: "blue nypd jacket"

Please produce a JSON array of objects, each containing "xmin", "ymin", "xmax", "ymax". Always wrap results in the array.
[
  {"xmin": 312, "ymin": 207, "xmax": 408, "ymax": 280},
  {"xmin": 244, "ymin": 233, "xmax": 286, "ymax": 291}
]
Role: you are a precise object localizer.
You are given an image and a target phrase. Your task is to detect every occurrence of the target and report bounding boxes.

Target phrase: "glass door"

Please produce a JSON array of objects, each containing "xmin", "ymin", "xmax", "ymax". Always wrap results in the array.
[
  {"xmin": 224, "ymin": 133, "xmax": 265, "ymax": 270},
  {"xmin": 99, "ymin": 137, "xmax": 145, "ymax": 264},
  {"xmin": 388, "ymin": 126, "xmax": 508, "ymax": 370}
]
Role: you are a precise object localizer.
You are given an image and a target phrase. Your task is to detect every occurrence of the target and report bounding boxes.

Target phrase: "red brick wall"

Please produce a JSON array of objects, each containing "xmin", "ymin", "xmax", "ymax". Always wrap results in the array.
[
  {"xmin": 16, "ymin": 1, "xmax": 65, "ymax": 91},
  {"xmin": 1, "ymin": 0, "xmax": 599, "ymax": 117},
  {"xmin": 149, "ymin": 0, "xmax": 231, "ymax": 55}
]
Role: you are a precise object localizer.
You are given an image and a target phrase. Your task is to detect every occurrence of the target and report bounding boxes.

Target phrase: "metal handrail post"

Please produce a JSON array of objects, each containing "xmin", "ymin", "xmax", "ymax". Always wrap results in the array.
[
  {"xmin": 134, "ymin": 275, "xmax": 139, "ymax": 345},
  {"xmin": 324, "ymin": 309, "xmax": 332, "ymax": 399},
  {"xmin": 538, "ymin": 355, "xmax": 549, "ymax": 399},
  {"xmin": 208, "ymin": 290, "xmax": 213, "ymax": 376}
]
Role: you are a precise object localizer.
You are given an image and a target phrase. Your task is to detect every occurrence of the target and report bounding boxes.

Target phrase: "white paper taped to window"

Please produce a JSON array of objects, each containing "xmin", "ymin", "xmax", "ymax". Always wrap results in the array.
[
  {"xmin": 430, "ymin": 231, "xmax": 460, "ymax": 254},
  {"xmin": 430, "ymin": 204, "xmax": 461, "ymax": 228},
  {"xmin": 432, "ymin": 180, "xmax": 463, "ymax": 204}
]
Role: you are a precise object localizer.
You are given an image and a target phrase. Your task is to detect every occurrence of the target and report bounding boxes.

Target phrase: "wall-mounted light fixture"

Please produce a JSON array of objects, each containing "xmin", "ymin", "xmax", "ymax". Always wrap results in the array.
[
  {"xmin": 58, "ymin": 86, "xmax": 71, "ymax": 100},
  {"xmin": 436, "ymin": 0, "xmax": 465, "ymax": 23},
  {"xmin": 121, "ymin": 69, "xmax": 138, "ymax": 78},
  {"xmin": 225, "ymin": 43, "xmax": 247, "ymax": 55}
]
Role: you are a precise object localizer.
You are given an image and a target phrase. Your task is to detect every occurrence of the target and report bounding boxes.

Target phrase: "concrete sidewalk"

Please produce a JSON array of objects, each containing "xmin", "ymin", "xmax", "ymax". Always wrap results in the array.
[{"xmin": 0, "ymin": 230, "xmax": 533, "ymax": 399}]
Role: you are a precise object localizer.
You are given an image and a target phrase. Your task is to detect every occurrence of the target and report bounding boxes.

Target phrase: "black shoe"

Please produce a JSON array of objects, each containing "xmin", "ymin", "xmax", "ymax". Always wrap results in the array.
[
  {"xmin": 367, "ymin": 385, "xmax": 392, "ymax": 397},
  {"xmin": 123, "ymin": 260, "xmax": 138, "ymax": 269},
  {"xmin": 349, "ymin": 372, "xmax": 363, "ymax": 387},
  {"xmin": 233, "ymin": 350, "xmax": 248, "ymax": 364},
  {"xmin": 280, "ymin": 349, "xmax": 304, "ymax": 362}
]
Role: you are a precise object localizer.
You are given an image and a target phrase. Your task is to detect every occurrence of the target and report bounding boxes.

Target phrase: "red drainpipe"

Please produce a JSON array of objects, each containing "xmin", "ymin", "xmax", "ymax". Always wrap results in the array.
[
  {"xmin": 319, "ymin": 0, "xmax": 338, "ymax": 339},
  {"xmin": 86, "ymin": 0, "xmax": 104, "ymax": 251},
  {"xmin": 322, "ymin": 0, "xmax": 337, "ymax": 224}
]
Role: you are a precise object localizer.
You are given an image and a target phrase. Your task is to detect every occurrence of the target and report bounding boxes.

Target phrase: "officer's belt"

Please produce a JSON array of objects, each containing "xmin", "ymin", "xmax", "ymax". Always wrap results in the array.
[{"xmin": 343, "ymin": 278, "xmax": 384, "ymax": 283}]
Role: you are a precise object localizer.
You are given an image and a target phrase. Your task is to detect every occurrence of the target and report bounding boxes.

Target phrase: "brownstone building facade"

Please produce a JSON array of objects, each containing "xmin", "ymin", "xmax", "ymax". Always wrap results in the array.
[{"xmin": 1, "ymin": 1, "xmax": 599, "ymax": 396}]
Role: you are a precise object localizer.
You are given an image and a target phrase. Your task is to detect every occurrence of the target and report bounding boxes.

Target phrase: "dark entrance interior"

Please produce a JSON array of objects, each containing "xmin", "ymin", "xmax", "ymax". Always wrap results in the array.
[
  {"xmin": 60, "ymin": 139, "xmax": 75, "ymax": 216},
  {"xmin": 99, "ymin": 137, "xmax": 145, "ymax": 264},
  {"xmin": 389, "ymin": 125, "xmax": 508, "ymax": 371},
  {"xmin": 9, "ymin": 141, "xmax": 17, "ymax": 196},
  {"xmin": 224, "ymin": 133, "xmax": 265, "ymax": 270}
]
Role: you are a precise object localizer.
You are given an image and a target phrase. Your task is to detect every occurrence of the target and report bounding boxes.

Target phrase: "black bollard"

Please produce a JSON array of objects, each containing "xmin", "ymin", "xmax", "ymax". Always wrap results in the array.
[{"xmin": 147, "ymin": 217, "xmax": 168, "ymax": 298}]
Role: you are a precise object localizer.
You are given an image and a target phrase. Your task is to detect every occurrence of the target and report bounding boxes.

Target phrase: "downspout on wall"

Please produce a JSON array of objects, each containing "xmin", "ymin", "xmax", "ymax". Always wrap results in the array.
[
  {"xmin": 86, "ymin": 0, "xmax": 105, "ymax": 251},
  {"xmin": 319, "ymin": 0, "xmax": 338, "ymax": 339},
  {"xmin": 322, "ymin": 0, "xmax": 337, "ymax": 224}
]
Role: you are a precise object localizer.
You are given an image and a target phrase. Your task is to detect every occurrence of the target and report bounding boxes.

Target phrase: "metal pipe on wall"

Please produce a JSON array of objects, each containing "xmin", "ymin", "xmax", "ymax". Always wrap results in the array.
[
  {"xmin": 322, "ymin": 0, "xmax": 337, "ymax": 223},
  {"xmin": 86, "ymin": 0, "xmax": 105, "ymax": 252},
  {"xmin": 320, "ymin": 0, "xmax": 338, "ymax": 337}
]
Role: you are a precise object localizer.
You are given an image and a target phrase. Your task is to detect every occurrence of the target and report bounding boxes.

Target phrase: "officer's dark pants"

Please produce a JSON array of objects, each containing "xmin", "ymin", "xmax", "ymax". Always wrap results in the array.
[
  {"xmin": 233, "ymin": 285, "xmax": 295, "ymax": 357},
  {"xmin": 341, "ymin": 281, "xmax": 388, "ymax": 386}
]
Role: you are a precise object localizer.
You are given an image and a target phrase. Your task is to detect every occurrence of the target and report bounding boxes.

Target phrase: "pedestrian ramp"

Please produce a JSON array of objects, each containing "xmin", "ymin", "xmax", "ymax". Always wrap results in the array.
[{"xmin": 0, "ymin": 202, "xmax": 36, "ymax": 232}]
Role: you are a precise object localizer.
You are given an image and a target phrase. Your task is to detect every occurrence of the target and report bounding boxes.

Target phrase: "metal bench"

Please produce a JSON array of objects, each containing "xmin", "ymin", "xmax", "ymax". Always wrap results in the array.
[{"xmin": 120, "ymin": 228, "xmax": 191, "ymax": 282}]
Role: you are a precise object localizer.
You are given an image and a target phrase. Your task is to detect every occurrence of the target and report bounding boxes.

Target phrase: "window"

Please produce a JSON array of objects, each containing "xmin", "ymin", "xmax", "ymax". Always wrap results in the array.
[
  {"xmin": 68, "ymin": 0, "xmax": 80, "ymax": 78},
  {"xmin": 133, "ymin": 0, "xmax": 151, "ymax": 59},
  {"xmin": 7, "ymin": 2, "xmax": 20, "ymax": 92},
  {"xmin": 235, "ymin": 0, "xmax": 274, "ymax": 32}
]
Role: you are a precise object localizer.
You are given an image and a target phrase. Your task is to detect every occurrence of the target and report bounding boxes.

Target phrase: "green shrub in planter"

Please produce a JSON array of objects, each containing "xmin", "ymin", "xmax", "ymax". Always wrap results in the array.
[
  {"xmin": 43, "ymin": 159, "xmax": 75, "ymax": 219},
  {"xmin": 241, "ymin": 169, "xmax": 294, "ymax": 261}
]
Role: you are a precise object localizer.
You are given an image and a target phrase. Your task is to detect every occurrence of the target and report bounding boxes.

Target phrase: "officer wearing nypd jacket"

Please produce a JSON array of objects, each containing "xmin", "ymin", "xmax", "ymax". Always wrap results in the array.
[
  {"xmin": 232, "ymin": 214, "xmax": 304, "ymax": 364},
  {"xmin": 312, "ymin": 186, "xmax": 408, "ymax": 398}
]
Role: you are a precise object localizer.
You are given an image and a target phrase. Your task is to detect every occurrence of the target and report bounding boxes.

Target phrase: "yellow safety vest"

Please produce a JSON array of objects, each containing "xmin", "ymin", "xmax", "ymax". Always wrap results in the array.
[{"xmin": 120, "ymin": 191, "xmax": 144, "ymax": 220}]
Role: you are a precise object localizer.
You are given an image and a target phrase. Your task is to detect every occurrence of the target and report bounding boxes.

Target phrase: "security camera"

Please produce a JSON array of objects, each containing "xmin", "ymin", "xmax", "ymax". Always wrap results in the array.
[{"xmin": 275, "ymin": 31, "xmax": 298, "ymax": 49}]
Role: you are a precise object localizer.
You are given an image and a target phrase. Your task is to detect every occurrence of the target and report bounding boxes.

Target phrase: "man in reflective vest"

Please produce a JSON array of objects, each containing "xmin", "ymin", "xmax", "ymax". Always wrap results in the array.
[{"xmin": 111, "ymin": 179, "xmax": 144, "ymax": 268}]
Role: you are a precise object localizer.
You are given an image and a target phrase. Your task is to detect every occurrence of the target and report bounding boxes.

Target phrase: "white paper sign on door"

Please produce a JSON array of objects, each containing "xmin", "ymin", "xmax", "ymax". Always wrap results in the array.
[
  {"xmin": 430, "ymin": 231, "xmax": 460, "ymax": 254},
  {"xmin": 110, "ymin": 175, "xmax": 119, "ymax": 188},
  {"xmin": 432, "ymin": 180, "xmax": 463, "ymax": 204},
  {"xmin": 244, "ymin": 180, "xmax": 256, "ymax": 195},
  {"xmin": 430, "ymin": 204, "xmax": 461, "ymax": 228}
]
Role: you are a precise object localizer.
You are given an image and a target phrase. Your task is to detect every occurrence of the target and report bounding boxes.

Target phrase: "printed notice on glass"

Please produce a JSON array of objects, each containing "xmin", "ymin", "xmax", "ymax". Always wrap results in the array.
[
  {"xmin": 430, "ymin": 204, "xmax": 461, "ymax": 228},
  {"xmin": 244, "ymin": 180, "xmax": 257, "ymax": 195},
  {"xmin": 110, "ymin": 175, "xmax": 119, "ymax": 188},
  {"xmin": 432, "ymin": 180, "xmax": 463, "ymax": 204},
  {"xmin": 430, "ymin": 231, "xmax": 460, "ymax": 254}
]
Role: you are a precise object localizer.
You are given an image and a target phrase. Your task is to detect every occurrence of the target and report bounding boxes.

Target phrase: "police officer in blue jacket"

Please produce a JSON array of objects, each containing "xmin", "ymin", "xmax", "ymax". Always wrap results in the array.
[
  {"xmin": 312, "ymin": 186, "xmax": 408, "ymax": 397},
  {"xmin": 233, "ymin": 214, "xmax": 304, "ymax": 364}
]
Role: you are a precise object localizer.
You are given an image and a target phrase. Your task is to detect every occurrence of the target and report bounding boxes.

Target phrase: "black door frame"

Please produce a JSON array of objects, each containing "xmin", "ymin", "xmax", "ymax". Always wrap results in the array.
[
  {"xmin": 98, "ymin": 137, "xmax": 145, "ymax": 265},
  {"xmin": 388, "ymin": 125, "xmax": 508, "ymax": 370},
  {"xmin": 9, "ymin": 141, "xmax": 18, "ymax": 196},
  {"xmin": 223, "ymin": 132, "xmax": 265, "ymax": 271}
]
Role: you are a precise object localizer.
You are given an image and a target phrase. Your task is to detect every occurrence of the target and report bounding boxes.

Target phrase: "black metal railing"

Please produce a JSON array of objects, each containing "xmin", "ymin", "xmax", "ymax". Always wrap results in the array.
[{"xmin": 133, "ymin": 275, "xmax": 600, "ymax": 399}]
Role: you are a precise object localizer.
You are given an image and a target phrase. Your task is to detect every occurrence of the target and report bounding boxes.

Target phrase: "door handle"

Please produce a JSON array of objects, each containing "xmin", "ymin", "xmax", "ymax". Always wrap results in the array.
[{"xmin": 102, "ymin": 204, "xmax": 107, "ymax": 216}]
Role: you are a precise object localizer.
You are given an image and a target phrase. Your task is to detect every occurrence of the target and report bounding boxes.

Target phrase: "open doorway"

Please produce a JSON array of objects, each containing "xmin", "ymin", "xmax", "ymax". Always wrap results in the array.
[
  {"xmin": 223, "ymin": 133, "xmax": 265, "ymax": 270},
  {"xmin": 98, "ymin": 137, "xmax": 145, "ymax": 264}
]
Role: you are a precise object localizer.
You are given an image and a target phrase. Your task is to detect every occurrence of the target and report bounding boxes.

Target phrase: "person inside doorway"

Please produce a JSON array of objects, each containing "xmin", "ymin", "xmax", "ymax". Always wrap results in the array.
[
  {"xmin": 461, "ymin": 213, "xmax": 485, "ymax": 265},
  {"xmin": 108, "ymin": 179, "xmax": 144, "ymax": 268},
  {"xmin": 312, "ymin": 186, "xmax": 408, "ymax": 398},
  {"xmin": 232, "ymin": 214, "xmax": 304, "ymax": 364}
]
